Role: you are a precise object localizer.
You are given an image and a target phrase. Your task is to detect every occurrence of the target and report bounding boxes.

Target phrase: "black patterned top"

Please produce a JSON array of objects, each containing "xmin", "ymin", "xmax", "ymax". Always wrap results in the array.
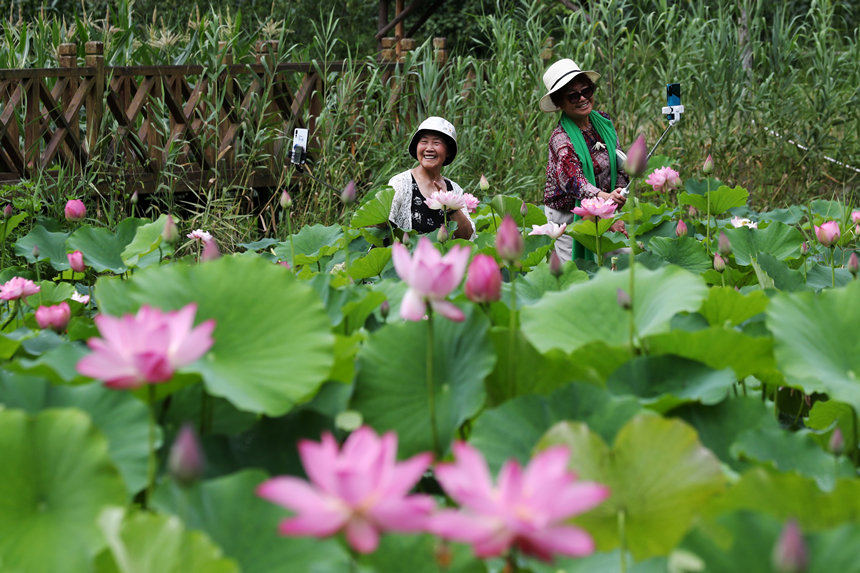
[{"xmin": 408, "ymin": 175, "xmax": 453, "ymax": 233}]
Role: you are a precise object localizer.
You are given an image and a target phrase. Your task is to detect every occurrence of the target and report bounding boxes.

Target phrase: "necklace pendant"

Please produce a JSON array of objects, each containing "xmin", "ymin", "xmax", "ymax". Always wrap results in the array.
[{"xmin": 592, "ymin": 141, "xmax": 606, "ymax": 152}]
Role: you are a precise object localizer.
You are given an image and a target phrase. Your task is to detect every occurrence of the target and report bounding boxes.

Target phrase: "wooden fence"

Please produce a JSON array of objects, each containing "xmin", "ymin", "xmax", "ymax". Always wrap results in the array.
[{"xmin": 0, "ymin": 39, "xmax": 444, "ymax": 194}]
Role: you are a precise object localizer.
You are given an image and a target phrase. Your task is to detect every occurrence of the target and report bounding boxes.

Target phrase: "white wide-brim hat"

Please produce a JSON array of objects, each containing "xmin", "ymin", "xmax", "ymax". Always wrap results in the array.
[
  {"xmin": 408, "ymin": 116, "xmax": 458, "ymax": 165},
  {"xmin": 539, "ymin": 58, "xmax": 601, "ymax": 113}
]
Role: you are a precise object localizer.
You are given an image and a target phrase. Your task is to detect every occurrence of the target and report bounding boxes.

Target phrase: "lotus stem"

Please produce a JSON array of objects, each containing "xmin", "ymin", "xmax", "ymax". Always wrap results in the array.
[
  {"xmin": 145, "ymin": 384, "xmax": 156, "ymax": 509},
  {"xmin": 426, "ymin": 311, "xmax": 440, "ymax": 457},
  {"xmin": 618, "ymin": 508, "xmax": 628, "ymax": 573},
  {"xmin": 508, "ymin": 264, "xmax": 518, "ymax": 399}
]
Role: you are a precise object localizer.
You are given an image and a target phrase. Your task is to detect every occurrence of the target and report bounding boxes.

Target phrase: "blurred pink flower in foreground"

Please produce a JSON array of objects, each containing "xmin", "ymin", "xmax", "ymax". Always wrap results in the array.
[
  {"xmin": 76, "ymin": 303, "xmax": 215, "ymax": 389},
  {"xmin": 814, "ymin": 221, "xmax": 840, "ymax": 248},
  {"xmin": 730, "ymin": 216, "xmax": 758, "ymax": 229},
  {"xmin": 645, "ymin": 167, "xmax": 681, "ymax": 193},
  {"xmin": 200, "ymin": 239, "xmax": 221, "ymax": 261},
  {"xmin": 529, "ymin": 222, "xmax": 567, "ymax": 240},
  {"xmin": 461, "ymin": 193, "xmax": 480, "ymax": 213},
  {"xmin": 572, "ymin": 197, "xmax": 617, "ymax": 220},
  {"xmin": 426, "ymin": 190, "xmax": 466, "ymax": 211},
  {"xmin": 68, "ymin": 250, "xmax": 86, "ymax": 272},
  {"xmin": 169, "ymin": 423, "xmax": 205, "ymax": 486},
  {"xmin": 64, "ymin": 199, "xmax": 86, "ymax": 221},
  {"xmin": 187, "ymin": 229, "xmax": 213, "ymax": 242},
  {"xmin": 71, "ymin": 291, "xmax": 90, "ymax": 305},
  {"xmin": 0, "ymin": 277, "xmax": 40, "ymax": 301},
  {"xmin": 257, "ymin": 426, "xmax": 434, "ymax": 554},
  {"xmin": 35, "ymin": 302, "xmax": 71, "ymax": 332},
  {"xmin": 496, "ymin": 215, "xmax": 524, "ymax": 261},
  {"xmin": 430, "ymin": 442, "xmax": 610, "ymax": 562},
  {"xmin": 772, "ymin": 519, "xmax": 808, "ymax": 573},
  {"xmin": 623, "ymin": 135, "xmax": 648, "ymax": 176},
  {"xmin": 465, "ymin": 254, "xmax": 502, "ymax": 303},
  {"xmin": 392, "ymin": 237, "xmax": 470, "ymax": 322}
]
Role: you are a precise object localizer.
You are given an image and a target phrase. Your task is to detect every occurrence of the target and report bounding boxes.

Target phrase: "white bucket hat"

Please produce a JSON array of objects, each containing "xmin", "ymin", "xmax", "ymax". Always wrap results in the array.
[
  {"xmin": 408, "ymin": 116, "xmax": 458, "ymax": 165},
  {"xmin": 539, "ymin": 58, "xmax": 601, "ymax": 113}
]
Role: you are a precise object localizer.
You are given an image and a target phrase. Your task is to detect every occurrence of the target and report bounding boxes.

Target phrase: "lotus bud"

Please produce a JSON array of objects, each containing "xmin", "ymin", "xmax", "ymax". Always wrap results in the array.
[
  {"xmin": 718, "ymin": 231, "xmax": 732, "ymax": 256},
  {"xmin": 520, "ymin": 202, "xmax": 528, "ymax": 218},
  {"xmin": 464, "ymin": 254, "xmax": 502, "ymax": 303},
  {"xmin": 437, "ymin": 224, "xmax": 449, "ymax": 243},
  {"xmin": 3, "ymin": 204, "xmax": 12, "ymax": 219},
  {"xmin": 549, "ymin": 251, "xmax": 562, "ymax": 277},
  {"xmin": 801, "ymin": 241, "xmax": 809, "ymax": 255},
  {"xmin": 617, "ymin": 288, "xmax": 631, "ymax": 310},
  {"xmin": 829, "ymin": 427, "xmax": 845, "ymax": 456},
  {"xmin": 130, "ymin": 191, "xmax": 139, "ymax": 204},
  {"xmin": 848, "ymin": 252, "xmax": 859, "ymax": 277},
  {"xmin": 201, "ymin": 238, "xmax": 221, "ymax": 261},
  {"xmin": 814, "ymin": 221, "xmax": 840, "ymax": 248},
  {"xmin": 702, "ymin": 154, "xmax": 714, "ymax": 174},
  {"xmin": 280, "ymin": 190, "xmax": 292, "ymax": 209},
  {"xmin": 401, "ymin": 232, "xmax": 411, "ymax": 246},
  {"xmin": 676, "ymin": 220, "xmax": 688, "ymax": 238},
  {"xmin": 32, "ymin": 244, "xmax": 40, "ymax": 258},
  {"xmin": 340, "ymin": 179, "xmax": 356, "ymax": 204},
  {"xmin": 771, "ymin": 520, "xmax": 808, "ymax": 573},
  {"xmin": 495, "ymin": 215, "xmax": 524, "ymax": 261},
  {"xmin": 687, "ymin": 205, "xmax": 698, "ymax": 218},
  {"xmin": 624, "ymin": 134, "xmax": 648, "ymax": 176},
  {"xmin": 67, "ymin": 250, "xmax": 85, "ymax": 273},
  {"xmin": 35, "ymin": 302, "xmax": 71, "ymax": 332},
  {"xmin": 379, "ymin": 300, "xmax": 390, "ymax": 320},
  {"xmin": 277, "ymin": 260, "xmax": 291, "ymax": 269},
  {"xmin": 714, "ymin": 253, "xmax": 726, "ymax": 273},
  {"xmin": 479, "ymin": 174, "xmax": 490, "ymax": 191},
  {"xmin": 168, "ymin": 423, "xmax": 205, "ymax": 486},
  {"xmin": 162, "ymin": 215, "xmax": 179, "ymax": 243},
  {"xmin": 64, "ymin": 199, "xmax": 86, "ymax": 221}
]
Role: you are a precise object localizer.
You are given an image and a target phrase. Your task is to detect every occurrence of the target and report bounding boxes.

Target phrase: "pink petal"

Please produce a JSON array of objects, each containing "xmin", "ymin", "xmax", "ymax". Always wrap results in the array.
[
  {"xmin": 298, "ymin": 434, "xmax": 340, "ymax": 495},
  {"xmin": 429, "ymin": 300, "xmax": 464, "ymax": 322},
  {"xmin": 543, "ymin": 482, "xmax": 611, "ymax": 521},
  {"xmin": 278, "ymin": 511, "xmax": 347, "ymax": 538},
  {"xmin": 386, "ymin": 452, "xmax": 433, "ymax": 496},
  {"xmin": 171, "ymin": 318, "xmax": 215, "ymax": 366},
  {"xmin": 345, "ymin": 515, "xmax": 381, "ymax": 554},
  {"xmin": 256, "ymin": 476, "xmax": 334, "ymax": 514},
  {"xmin": 435, "ymin": 442, "xmax": 497, "ymax": 511},
  {"xmin": 400, "ymin": 289, "xmax": 427, "ymax": 321},
  {"xmin": 391, "ymin": 242, "xmax": 414, "ymax": 282},
  {"xmin": 519, "ymin": 524, "xmax": 596, "ymax": 559},
  {"xmin": 429, "ymin": 509, "xmax": 502, "ymax": 544},
  {"xmin": 370, "ymin": 494, "xmax": 436, "ymax": 531}
]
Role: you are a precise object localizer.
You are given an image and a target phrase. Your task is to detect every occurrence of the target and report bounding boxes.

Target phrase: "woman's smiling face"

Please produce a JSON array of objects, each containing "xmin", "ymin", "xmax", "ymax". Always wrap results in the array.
[
  {"xmin": 415, "ymin": 133, "xmax": 448, "ymax": 169},
  {"xmin": 560, "ymin": 77, "xmax": 595, "ymax": 123}
]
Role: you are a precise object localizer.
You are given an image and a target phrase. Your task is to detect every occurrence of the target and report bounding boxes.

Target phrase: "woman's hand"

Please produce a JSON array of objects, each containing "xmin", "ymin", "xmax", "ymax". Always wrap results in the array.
[{"xmin": 600, "ymin": 188, "xmax": 627, "ymax": 207}]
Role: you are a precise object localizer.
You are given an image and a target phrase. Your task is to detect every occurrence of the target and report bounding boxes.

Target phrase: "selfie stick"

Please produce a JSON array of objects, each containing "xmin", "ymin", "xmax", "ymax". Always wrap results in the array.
[
  {"xmin": 619, "ymin": 84, "xmax": 684, "ymax": 197},
  {"xmin": 291, "ymin": 128, "xmax": 343, "ymax": 193}
]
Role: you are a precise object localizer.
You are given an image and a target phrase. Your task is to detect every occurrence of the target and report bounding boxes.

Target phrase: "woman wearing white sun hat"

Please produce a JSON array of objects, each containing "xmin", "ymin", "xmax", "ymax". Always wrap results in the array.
[
  {"xmin": 388, "ymin": 116, "xmax": 475, "ymax": 240},
  {"xmin": 540, "ymin": 58, "xmax": 629, "ymax": 263}
]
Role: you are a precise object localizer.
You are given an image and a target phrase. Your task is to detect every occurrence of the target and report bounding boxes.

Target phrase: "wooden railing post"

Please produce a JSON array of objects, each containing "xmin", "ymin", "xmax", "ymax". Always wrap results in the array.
[
  {"xmin": 85, "ymin": 41, "xmax": 104, "ymax": 157},
  {"xmin": 433, "ymin": 37, "xmax": 448, "ymax": 65},
  {"xmin": 58, "ymin": 43, "xmax": 79, "ymax": 139},
  {"xmin": 24, "ymin": 76, "xmax": 39, "ymax": 171}
]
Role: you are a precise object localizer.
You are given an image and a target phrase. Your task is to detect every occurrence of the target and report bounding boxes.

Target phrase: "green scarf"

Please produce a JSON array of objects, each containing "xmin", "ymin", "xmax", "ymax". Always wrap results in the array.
[{"xmin": 559, "ymin": 111, "xmax": 619, "ymax": 260}]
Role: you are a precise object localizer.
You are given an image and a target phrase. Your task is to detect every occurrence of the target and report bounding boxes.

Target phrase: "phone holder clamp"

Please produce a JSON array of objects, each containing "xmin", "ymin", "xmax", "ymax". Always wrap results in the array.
[{"xmin": 662, "ymin": 104, "xmax": 685, "ymax": 125}]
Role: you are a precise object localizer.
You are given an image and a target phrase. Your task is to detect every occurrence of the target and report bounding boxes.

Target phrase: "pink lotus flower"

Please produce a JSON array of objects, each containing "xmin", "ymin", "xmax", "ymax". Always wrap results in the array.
[
  {"xmin": 430, "ymin": 442, "xmax": 610, "ymax": 562},
  {"xmin": 495, "ymin": 215, "xmax": 524, "ymax": 261},
  {"xmin": 675, "ymin": 220, "xmax": 688, "ymax": 237},
  {"xmin": 187, "ymin": 229, "xmax": 213, "ymax": 242},
  {"xmin": 645, "ymin": 167, "xmax": 681, "ymax": 192},
  {"xmin": 0, "ymin": 277, "xmax": 40, "ymax": 301},
  {"xmin": 849, "ymin": 252, "xmax": 859, "ymax": 276},
  {"xmin": 852, "ymin": 210, "xmax": 860, "ymax": 224},
  {"xmin": 772, "ymin": 520, "xmax": 808, "ymax": 573},
  {"xmin": 529, "ymin": 222, "xmax": 567, "ymax": 239},
  {"xmin": 71, "ymin": 291, "xmax": 90, "ymax": 305},
  {"xmin": 67, "ymin": 250, "xmax": 85, "ymax": 272},
  {"xmin": 162, "ymin": 215, "xmax": 179, "ymax": 243},
  {"xmin": 623, "ymin": 135, "xmax": 648, "ymax": 176},
  {"xmin": 76, "ymin": 303, "xmax": 215, "ymax": 389},
  {"xmin": 730, "ymin": 216, "xmax": 758, "ymax": 229},
  {"xmin": 35, "ymin": 302, "xmax": 71, "ymax": 332},
  {"xmin": 200, "ymin": 239, "xmax": 221, "ymax": 261},
  {"xmin": 814, "ymin": 220, "xmax": 840, "ymax": 248},
  {"xmin": 392, "ymin": 237, "xmax": 470, "ymax": 321},
  {"xmin": 64, "ymin": 199, "xmax": 86, "ymax": 221},
  {"xmin": 572, "ymin": 197, "xmax": 617, "ymax": 220},
  {"xmin": 549, "ymin": 251, "xmax": 562, "ymax": 277},
  {"xmin": 464, "ymin": 254, "xmax": 502, "ymax": 303},
  {"xmin": 168, "ymin": 423, "xmax": 205, "ymax": 485},
  {"xmin": 256, "ymin": 426, "xmax": 435, "ymax": 554},
  {"xmin": 425, "ymin": 190, "xmax": 466, "ymax": 211},
  {"xmin": 462, "ymin": 193, "xmax": 480, "ymax": 213}
]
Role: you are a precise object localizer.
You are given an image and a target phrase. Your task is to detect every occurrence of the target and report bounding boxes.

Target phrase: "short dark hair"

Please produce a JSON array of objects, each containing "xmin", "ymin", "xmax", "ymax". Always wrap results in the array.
[{"xmin": 550, "ymin": 76, "xmax": 595, "ymax": 108}]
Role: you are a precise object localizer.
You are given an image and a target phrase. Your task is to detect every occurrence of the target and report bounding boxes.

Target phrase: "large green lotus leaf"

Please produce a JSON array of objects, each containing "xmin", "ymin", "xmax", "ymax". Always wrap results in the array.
[
  {"xmin": 731, "ymin": 427, "xmax": 855, "ymax": 492},
  {"xmin": 806, "ymin": 400, "xmax": 858, "ymax": 457},
  {"xmin": 359, "ymin": 532, "xmax": 487, "ymax": 573},
  {"xmin": 273, "ymin": 224, "xmax": 343, "ymax": 266},
  {"xmin": 810, "ymin": 198, "xmax": 847, "ymax": 219},
  {"xmin": 679, "ymin": 185, "xmax": 749, "ymax": 214},
  {"xmin": 489, "ymin": 195, "xmax": 546, "ymax": 227},
  {"xmin": 513, "ymin": 258, "xmax": 589, "ymax": 306},
  {"xmin": 95, "ymin": 507, "xmax": 238, "ymax": 573},
  {"xmin": 0, "ymin": 376, "xmax": 150, "ymax": 495},
  {"xmin": 0, "ymin": 408, "xmax": 127, "ymax": 573},
  {"xmin": 704, "ymin": 468, "xmax": 860, "ymax": 530},
  {"xmin": 521, "ymin": 264, "xmax": 707, "ymax": 354},
  {"xmin": 759, "ymin": 205, "xmax": 805, "ymax": 225},
  {"xmin": 10, "ymin": 341, "xmax": 89, "ymax": 384},
  {"xmin": 94, "ymin": 256, "xmax": 334, "ymax": 416},
  {"xmin": 151, "ymin": 469, "xmax": 348, "ymax": 573},
  {"xmin": 67, "ymin": 219, "xmax": 146, "ymax": 273},
  {"xmin": 766, "ymin": 281, "xmax": 860, "ymax": 409},
  {"xmin": 0, "ymin": 333, "xmax": 21, "ymax": 359},
  {"xmin": 120, "ymin": 214, "xmax": 170, "ymax": 268},
  {"xmin": 748, "ymin": 252, "xmax": 807, "ymax": 292},
  {"xmin": 606, "ymin": 355, "xmax": 736, "ymax": 413},
  {"xmin": 674, "ymin": 397, "xmax": 778, "ymax": 472},
  {"xmin": 350, "ymin": 186, "xmax": 394, "ymax": 227},
  {"xmin": 538, "ymin": 414, "xmax": 726, "ymax": 560},
  {"xmin": 647, "ymin": 236, "xmax": 712, "ymax": 273},
  {"xmin": 805, "ymin": 263, "xmax": 853, "ymax": 290},
  {"xmin": 721, "ymin": 222, "xmax": 803, "ymax": 266},
  {"xmin": 470, "ymin": 382, "xmax": 641, "ymax": 473},
  {"xmin": 351, "ymin": 307, "xmax": 494, "ymax": 457},
  {"xmin": 699, "ymin": 287, "xmax": 769, "ymax": 328},
  {"xmin": 349, "ymin": 246, "xmax": 392, "ymax": 280},
  {"xmin": 529, "ymin": 549, "xmax": 669, "ymax": 573},
  {"xmin": 14, "ymin": 225, "xmax": 69, "ymax": 268},
  {"xmin": 28, "ymin": 280, "xmax": 75, "ymax": 305},
  {"xmin": 645, "ymin": 327, "xmax": 775, "ymax": 380}
]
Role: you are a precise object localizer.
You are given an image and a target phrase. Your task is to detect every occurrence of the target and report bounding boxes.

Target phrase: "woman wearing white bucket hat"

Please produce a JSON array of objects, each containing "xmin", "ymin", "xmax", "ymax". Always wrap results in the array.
[
  {"xmin": 387, "ymin": 116, "xmax": 475, "ymax": 240},
  {"xmin": 540, "ymin": 58, "xmax": 629, "ymax": 263}
]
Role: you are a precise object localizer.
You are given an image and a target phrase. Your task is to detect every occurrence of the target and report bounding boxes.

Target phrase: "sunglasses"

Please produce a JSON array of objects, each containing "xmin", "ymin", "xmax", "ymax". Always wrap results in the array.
[{"xmin": 565, "ymin": 86, "xmax": 595, "ymax": 103}]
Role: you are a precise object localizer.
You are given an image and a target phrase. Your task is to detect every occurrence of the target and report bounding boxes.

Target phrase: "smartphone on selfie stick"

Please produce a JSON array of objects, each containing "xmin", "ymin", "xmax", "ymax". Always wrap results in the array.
[{"xmin": 290, "ymin": 127, "xmax": 344, "ymax": 193}]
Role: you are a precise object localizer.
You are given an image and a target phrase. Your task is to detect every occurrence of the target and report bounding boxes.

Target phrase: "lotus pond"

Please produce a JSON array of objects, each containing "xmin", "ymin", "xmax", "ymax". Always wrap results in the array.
[{"xmin": 0, "ymin": 159, "xmax": 859, "ymax": 573}]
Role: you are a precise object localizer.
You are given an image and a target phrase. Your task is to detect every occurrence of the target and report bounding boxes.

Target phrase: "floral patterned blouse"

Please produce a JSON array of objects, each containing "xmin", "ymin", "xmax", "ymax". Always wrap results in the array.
[{"xmin": 543, "ymin": 110, "xmax": 630, "ymax": 212}]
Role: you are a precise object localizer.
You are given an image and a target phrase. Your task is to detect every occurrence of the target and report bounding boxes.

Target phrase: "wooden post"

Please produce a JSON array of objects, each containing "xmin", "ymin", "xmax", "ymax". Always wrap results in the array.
[
  {"xmin": 433, "ymin": 37, "xmax": 448, "ymax": 65},
  {"xmin": 395, "ymin": 0, "xmax": 404, "ymax": 59},
  {"xmin": 399, "ymin": 38, "xmax": 416, "ymax": 63},
  {"xmin": 377, "ymin": 0, "xmax": 389, "ymax": 52},
  {"xmin": 85, "ymin": 41, "xmax": 104, "ymax": 157},
  {"xmin": 58, "ymin": 43, "xmax": 78, "ymax": 139},
  {"xmin": 24, "ymin": 78, "xmax": 39, "ymax": 171},
  {"xmin": 380, "ymin": 37, "xmax": 396, "ymax": 63}
]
